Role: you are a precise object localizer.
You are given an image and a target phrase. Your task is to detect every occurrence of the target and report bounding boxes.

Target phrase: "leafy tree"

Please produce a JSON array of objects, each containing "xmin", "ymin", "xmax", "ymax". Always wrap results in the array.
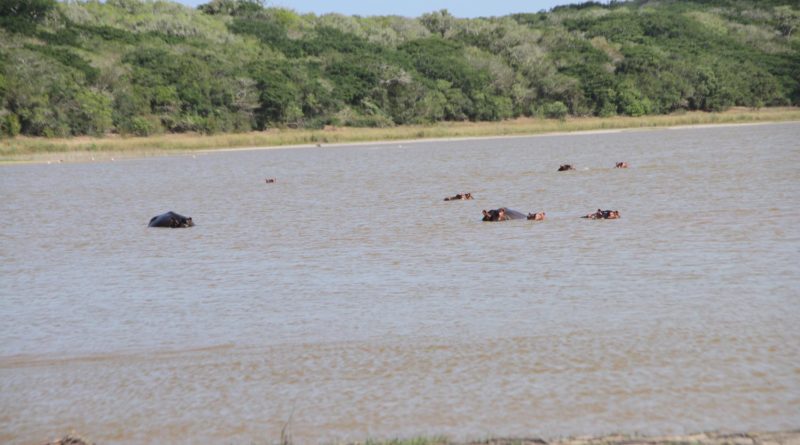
[
  {"xmin": 775, "ymin": 6, "xmax": 799, "ymax": 37},
  {"xmin": 420, "ymin": 9, "xmax": 456, "ymax": 38},
  {"xmin": 688, "ymin": 65, "xmax": 736, "ymax": 111},
  {"xmin": 0, "ymin": 0, "xmax": 55, "ymax": 34},
  {"xmin": 249, "ymin": 61, "xmax": 302, "ymax": 127},
  {"xmin": 69, "ymin": 90, "xmax": 113, "ymax": 136},
  {"xmin": 616, "ymin": 81, "xmax": 652, "ymax": 116},
  {"xmin": 198, "ymin": 0, "xmax": 264, "ymax": 16},
  {"xmin": 399, "ymin": 37, "xmax": 491, "ymax": 116}
]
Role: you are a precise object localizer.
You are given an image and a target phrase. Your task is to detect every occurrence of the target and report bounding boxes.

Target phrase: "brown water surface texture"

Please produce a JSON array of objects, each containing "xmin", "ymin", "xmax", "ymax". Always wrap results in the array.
[{"xmin": 1, "ymin": 123, "xmax": 799, "ymax": 444}]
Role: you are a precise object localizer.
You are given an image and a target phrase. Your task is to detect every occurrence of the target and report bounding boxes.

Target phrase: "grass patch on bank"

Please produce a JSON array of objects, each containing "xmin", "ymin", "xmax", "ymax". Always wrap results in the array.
[{"xmin": 2, "ymin": 107, "xmax": 799, "ymax": 164}]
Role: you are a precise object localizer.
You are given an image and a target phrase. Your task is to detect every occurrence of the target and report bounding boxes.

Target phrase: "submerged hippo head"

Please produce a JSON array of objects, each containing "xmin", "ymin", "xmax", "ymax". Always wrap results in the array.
[
  {"xmin": 615, "ymin": 162, "xmax": 628, "ymax": 168},
  {"xmin": 558, "ymin": 164, "xmax": 575, "ymax": 171},
  {"xmin": 148, "ymin": 211, "xmax": 194, "ymax": 228},
  {"xmin": 444, "ymin": 192, "xmax": 473, "ymax": 201},
  {"xmin": 527, "ymin": 212, "xmax": 546, "ymax": 221},
  {"xmin": 482, "ymin": 209, "xmax": 502, "ymax": 221}
]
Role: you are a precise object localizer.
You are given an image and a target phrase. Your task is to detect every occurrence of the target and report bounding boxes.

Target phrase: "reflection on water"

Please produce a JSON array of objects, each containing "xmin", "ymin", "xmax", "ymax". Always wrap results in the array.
[{"xmin": 1, "ymin": 123, "xmax": 799, "ymax": 444}]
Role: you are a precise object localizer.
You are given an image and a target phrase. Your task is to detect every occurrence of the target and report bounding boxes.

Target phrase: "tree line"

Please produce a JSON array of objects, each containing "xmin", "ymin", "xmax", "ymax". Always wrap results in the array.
[{"xmin": 0, "ymin": 0, "xmax": 798, "ymax": 137}]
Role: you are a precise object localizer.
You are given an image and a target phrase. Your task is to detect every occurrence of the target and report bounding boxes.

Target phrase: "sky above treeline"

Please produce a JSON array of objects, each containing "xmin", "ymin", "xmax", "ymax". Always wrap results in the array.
[{"xmin": 172, "ymin": 0, "xmax": 594, "ymax": 18}]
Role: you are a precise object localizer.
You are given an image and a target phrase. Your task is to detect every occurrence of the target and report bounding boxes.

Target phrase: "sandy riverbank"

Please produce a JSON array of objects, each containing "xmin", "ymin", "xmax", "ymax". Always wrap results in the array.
[
  {"xmin": 2, "ymin": 107, "xmax": 798, "ymax": 165},
  {"xmin": 41, "ymin": 430, "xmax": 800, "ymax": 445}
]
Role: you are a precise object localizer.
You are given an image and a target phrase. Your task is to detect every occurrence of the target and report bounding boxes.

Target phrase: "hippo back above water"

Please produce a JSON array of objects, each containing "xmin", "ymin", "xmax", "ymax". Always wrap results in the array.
[
  {"xmin": 148, "ymin": 211, "xmax": 195, "ymax": 228},
  {"xmin": 482, "ymin": 208, "xmax": 528, "ymax": 222},
  {"xmin": 582, "ymin": 209, "xmax": 620, "ymax": 220}
]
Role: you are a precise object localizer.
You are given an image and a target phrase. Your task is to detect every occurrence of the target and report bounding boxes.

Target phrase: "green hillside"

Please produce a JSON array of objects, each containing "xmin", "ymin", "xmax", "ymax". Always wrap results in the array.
[{"xmin": 0, "ymin": 0, "xmax": 798, "ymax": 137}]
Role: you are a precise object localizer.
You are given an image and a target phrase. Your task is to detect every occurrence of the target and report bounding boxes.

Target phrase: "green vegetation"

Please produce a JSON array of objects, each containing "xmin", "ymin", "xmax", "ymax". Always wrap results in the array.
[{"xmin": 0, "ymin": 0, "xmax": 798, "ymax": 139}]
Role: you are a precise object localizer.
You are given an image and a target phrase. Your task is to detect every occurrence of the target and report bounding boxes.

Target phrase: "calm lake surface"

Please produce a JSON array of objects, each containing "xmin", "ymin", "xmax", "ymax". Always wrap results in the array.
[{"xmin": 1, "ymin": 123, "xmax": 799, "ymax": 444}]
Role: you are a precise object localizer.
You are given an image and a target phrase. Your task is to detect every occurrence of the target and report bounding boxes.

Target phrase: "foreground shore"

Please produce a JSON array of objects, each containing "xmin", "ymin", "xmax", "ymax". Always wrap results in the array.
[
  {"xmin": 42, "ymin": 430, "xmax": 800, "ymax": 445},
  {"xmin": 2, "ymin": 107, "xmax": 799, "ymax": 165},
  {"xmin": 469, "ymin": 430, "xmax": 800, "ymax": 445}
]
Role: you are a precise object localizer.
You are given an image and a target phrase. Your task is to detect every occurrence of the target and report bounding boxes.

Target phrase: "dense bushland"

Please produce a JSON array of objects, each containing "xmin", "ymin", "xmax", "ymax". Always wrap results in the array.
[{"xmin": 0, "ymin": 0, "xmax": 797, "ymax": 137}]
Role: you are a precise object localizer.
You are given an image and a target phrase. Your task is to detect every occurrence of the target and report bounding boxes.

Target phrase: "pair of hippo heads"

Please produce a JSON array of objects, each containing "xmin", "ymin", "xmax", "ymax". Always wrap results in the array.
[
  {"xmin": 444, "ymin": 192, "xmax": 473, "ymax": 201},
  {"xmin": 560, "ymin": 163, "xmax": 628, "ymax": 170},
  {"xmin": 582, "ymin": 209, "xmax": 620, "ymax": 219},
  {"xmin": 482, "ymin": 208, "xmax": 545, "ymax": 222},
  {"xmin": 148, "ymin": 211, "xmax": 194, "ymax": 228}
]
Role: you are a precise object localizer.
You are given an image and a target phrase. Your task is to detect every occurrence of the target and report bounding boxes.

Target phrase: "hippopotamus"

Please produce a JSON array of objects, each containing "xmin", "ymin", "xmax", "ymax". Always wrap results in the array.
[
  {"xmin": 615, "ymin": 162, "xmax": 628, "ymax": 168},
  {"xmin": 558, "ymin": 164, "xmax": 575, "ymax": 171},
  {"xmin": 444, "ymin": 193, "xmax": 473, "ymax": 201},
  {"xmin": 582, "ymin": 209, "xmax": 620, "ymax": 220},
  {"xmin": 148, "ymin": 211, "xmax": 195, "ymax": 228},
  {"xmin": 526, "ymin": 212, "xmax": 546, "ymax": 221},
  {"xmin": 482, "ymin": 208, "xmax": 529, "ymax": 221},
  {"xmin": 265, "ymin": 178, "xmax": 276, "ymax": 183}
]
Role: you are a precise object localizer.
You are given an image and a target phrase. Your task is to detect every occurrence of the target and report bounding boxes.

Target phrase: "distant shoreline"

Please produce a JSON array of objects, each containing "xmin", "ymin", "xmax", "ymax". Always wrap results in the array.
[
  {"xmin": 2, "ymin": 107, "xmax": 798, "ymax": 165},
  {"xmin": 200, "ymin": 119, "xmax": 797, "ymax": 153}
]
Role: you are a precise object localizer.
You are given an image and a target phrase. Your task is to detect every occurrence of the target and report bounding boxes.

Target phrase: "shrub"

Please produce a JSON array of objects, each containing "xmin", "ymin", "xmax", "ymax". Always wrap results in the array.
[
  {"xmin": 70, "ymin": 90, "xmax": 113, "ymax": 136},
  {"xmin": 542, "ymin": 101, "xmax": 569, "ymax": 120},
  {"xmin": 127, "ymin": 116, "xmax": 163, "ymax": 136},
  {"xmin": 0, "ymin": 113, "xmax": 21, "ymax": 137}
]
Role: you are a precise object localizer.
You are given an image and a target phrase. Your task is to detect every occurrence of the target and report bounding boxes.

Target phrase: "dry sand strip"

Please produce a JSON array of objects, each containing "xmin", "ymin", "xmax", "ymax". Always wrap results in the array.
[{"xmin": 40, "ymin": 430, "xmax": 800, "ymax": 445}]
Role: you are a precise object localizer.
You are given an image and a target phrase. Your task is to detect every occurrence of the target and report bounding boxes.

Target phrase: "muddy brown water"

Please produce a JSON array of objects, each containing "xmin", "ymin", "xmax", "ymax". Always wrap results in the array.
[{"xmin": 1, "ymin": 123, "xmax": 799, "ymax": 444}]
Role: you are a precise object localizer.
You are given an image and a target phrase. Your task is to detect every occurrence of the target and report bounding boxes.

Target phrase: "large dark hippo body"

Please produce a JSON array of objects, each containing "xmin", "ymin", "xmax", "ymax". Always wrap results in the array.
[
  {"xmin": 582, "ymin": 209, "xmax": 620, "ymax": 220},
  {"xmin": 482, "ymin": 208, "xmax": 528, "ymax": 222},
  {"xmin": 148, "ymin": 211, "xmax": 194, "ymax": 228}
]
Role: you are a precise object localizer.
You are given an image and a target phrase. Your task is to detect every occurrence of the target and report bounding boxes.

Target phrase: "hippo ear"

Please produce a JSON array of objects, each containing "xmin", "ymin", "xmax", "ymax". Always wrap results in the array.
[{"xmin": 482, "ymin": 210, "xmax": 489, "ymax": 216}]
